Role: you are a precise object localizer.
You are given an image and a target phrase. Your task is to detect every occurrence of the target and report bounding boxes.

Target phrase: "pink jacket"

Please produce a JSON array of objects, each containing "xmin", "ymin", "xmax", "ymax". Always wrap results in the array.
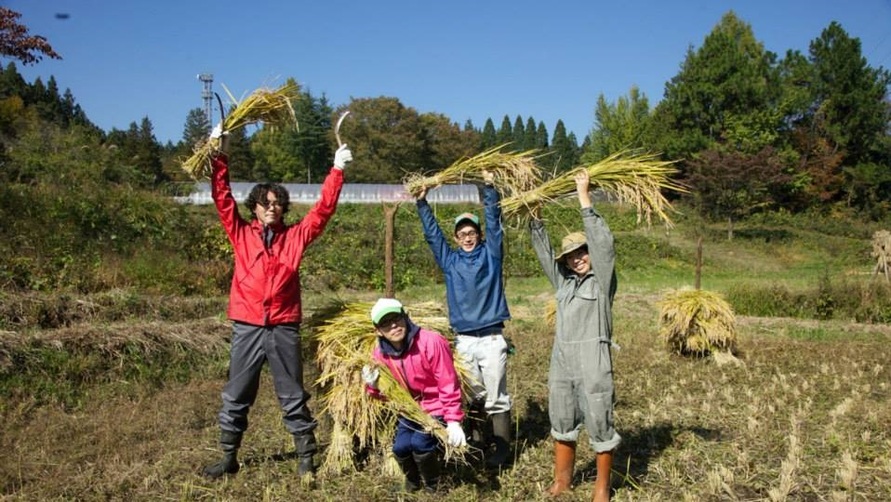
[
  {"xmin": 367, "ymin": 320, "xmax": 464, "ymax": 423},
  {"xmin": 211, "ymin": 155, "xmax": 343, "ymax": 326}
]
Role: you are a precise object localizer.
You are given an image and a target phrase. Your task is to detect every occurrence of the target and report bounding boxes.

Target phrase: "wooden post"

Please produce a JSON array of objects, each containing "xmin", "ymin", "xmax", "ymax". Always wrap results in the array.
[
  {"xmin": 695, "ymin": 236, "xmax": 703, "ymax": 290},
  {"xmin": 383, "ymin": 203, "xmax": 399, "ymax": 298}
]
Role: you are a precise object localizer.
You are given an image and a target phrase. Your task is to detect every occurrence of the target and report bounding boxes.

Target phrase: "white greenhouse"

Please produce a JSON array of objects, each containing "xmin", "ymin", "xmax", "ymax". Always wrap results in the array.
[{"xmin": 174, "ymin": 183, "xmax": 481, "ymax": 205}]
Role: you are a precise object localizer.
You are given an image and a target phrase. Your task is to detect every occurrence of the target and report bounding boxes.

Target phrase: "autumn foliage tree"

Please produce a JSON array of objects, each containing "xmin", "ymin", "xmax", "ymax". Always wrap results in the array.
[{"xmin": 0, "ymin": 7, "xmax": 61, "ymax": 65}]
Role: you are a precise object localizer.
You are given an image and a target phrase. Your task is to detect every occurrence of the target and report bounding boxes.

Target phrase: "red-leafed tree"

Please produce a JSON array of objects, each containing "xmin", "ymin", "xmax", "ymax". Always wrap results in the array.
[{"xmin": 0, "ymin": 7, "xmax": 61, "ymax": 65}]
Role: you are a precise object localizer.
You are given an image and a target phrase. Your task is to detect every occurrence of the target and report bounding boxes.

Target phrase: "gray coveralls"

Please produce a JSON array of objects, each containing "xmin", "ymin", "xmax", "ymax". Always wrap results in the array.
[{"xmin": 530, "ymin": 207, "xmax": 621, "ymax": 452}]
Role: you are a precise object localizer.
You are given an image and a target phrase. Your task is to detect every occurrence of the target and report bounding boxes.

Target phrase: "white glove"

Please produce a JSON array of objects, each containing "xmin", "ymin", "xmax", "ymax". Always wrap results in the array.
[
  {"xmin": 361, "ymin": 365, "xmax": 379, "ymax": 389},
  {"xmin": 446, "ymin": 421, "xmax": 466, "ymax": 448},
  {"xmin": 333, "ymin": 144, "xmax": 353, "ymax": 170},
  {"xmin": 210, "ymin": 123, "xmax": 229, "ymax": 153}
]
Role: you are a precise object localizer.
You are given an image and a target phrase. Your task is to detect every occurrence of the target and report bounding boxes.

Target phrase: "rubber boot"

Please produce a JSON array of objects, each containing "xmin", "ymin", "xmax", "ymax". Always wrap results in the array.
[
  {"xmin": 394, "ymin": 453, "xmax": 421, "ymax": 492},
  {"xmin": 547, "ymin": 440, "xmax": 576, "ymax": 497},
  {"xmin": 465, "ymin": 399, "xmax": 488, "ymax": 448},
  {"xmin": 413, "ymin": 450, "xmax": 441, "ymax": 493},
  {"xmin": 203, "ymin": 430, "xmax": 242, "ymax": 479},
  {"xmin": 293, "ymin": 432, "xmax": 317, "ymax": 476},
  {"xmin": 486, "ymin": 411, "xmax": 512, "ymax": 468},
  {"xmin": 592, "ymin": 450, "xmax": 614, "ymax": 502}
]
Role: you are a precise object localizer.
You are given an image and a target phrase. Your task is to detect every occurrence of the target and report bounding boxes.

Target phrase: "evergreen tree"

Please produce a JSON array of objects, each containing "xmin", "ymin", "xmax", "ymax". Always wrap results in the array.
[
  {"xmin": 480, "ymin": 118, "xmax": 497, "ymax": 149},
  {"xmin": 584, "ymin": 86, "xmax": 652, "ymax": 164},
  {"xmin": 512, "ymin": 115, "xmax": 525, "ymax": 150},
  {"xmin": 524, "ymin": 116, "xmax": 537, "ymax": 150},
  {"xmin": 550, "ymin": 120, "xmax": 577, "ymax": 173},
  {"xmin": 496, "ymin": 115, "xmax": 512, "ymax": 146},
  {"xmin": 535, "ymin": 121, "xmax": 549, "ymax": 150}
]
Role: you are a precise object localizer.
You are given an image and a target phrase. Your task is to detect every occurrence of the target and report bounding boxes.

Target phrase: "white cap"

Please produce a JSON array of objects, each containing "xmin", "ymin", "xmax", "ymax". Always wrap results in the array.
[{"xmin": 370, "ymin": 298, "xmax": 404, "ymax": 325}]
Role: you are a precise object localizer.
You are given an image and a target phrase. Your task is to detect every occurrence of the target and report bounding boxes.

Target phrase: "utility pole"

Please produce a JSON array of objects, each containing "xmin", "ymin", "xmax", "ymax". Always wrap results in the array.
[{"xmin": 197, "ymin": 73, "xmax": 214, "ymax": 131}]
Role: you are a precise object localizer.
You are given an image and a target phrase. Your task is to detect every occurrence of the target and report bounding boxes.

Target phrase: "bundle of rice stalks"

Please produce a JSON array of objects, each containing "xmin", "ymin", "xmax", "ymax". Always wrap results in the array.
[
  {"xmin": 500, "ymin": 150, "xmax": 686, "ymax": 226},
  {"xmin": 871, "ymin": 230, "xmax": 891, "ymax": 281},
  {"xmin": 403, "ymin": 144, "xmax": 542, "ymax": 199},
  {"xmin": 657, "ymin": 289, "xmax": 738, "ymax": 359},
  {"xmin": 181, "ymin": 82, "xmax": 300, "ymax": 179},
  {"xmin": 310, "ymin": 299, "xmax": 472, "ymax": 475}
]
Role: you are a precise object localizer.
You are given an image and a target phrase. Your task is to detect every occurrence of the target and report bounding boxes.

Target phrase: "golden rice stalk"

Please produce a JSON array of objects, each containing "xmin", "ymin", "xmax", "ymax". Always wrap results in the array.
[
  {"xmin": 310, "ymin": 299, "xmax": 471, "ymax": 474},
  {"xmin": 403, "ymin": 144, "xmax": 543, "ymax": 199},
  {"xmin": 501, "ymin": 151, "xmax": 687, "ymax": 227},
  {"xmin": 657, "ymin": 289, "xmax": 737, "ymax": 357},
  {"xmin": 544, "ymin": 298, "xmax": 556, "ymax": 330},
  {"xmin": 181, "ymin": 82, "xmax": 300, "ymax": 179},
  {"xmin": 871, "ymin": 230, "xmax": 891, "ymax": 281}
]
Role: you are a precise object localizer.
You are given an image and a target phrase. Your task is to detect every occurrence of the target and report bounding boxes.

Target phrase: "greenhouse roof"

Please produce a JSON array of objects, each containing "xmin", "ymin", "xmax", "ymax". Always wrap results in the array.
[{"xmin": 174, "ymin": 183, "xmax": 481, "ymax": 205}]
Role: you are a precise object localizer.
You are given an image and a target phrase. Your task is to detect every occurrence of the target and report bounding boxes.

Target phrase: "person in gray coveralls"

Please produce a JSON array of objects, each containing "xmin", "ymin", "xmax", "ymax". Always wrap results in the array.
[{"xmin": 530, "ymin": 170, "xmax": 620, "ymax": 502}]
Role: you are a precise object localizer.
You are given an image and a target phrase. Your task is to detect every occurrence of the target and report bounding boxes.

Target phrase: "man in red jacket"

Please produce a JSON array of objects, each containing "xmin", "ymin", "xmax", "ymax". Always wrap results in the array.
[{"xmin": 203, "ymin": 126, "xmax": 353, "ymax": 479}]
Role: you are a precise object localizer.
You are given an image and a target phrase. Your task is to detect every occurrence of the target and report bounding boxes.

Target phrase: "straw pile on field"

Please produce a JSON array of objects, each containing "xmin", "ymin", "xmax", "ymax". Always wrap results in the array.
[
  {"xmin": 872, "ymin": 230, "xmax": 891, "ymax": 282},
  {"xmin": 181, "ymin": 82, "xmax": 300, "ymax": 179},
  {"xmin": 309, "ymin": 299, "xmax": 473, "ymax": 475},
  {"xmin": 501, "ymin": 151, "xmax": 686, "ymax": 226},
  {"xmin": 403, "ymin": 145, "xmax": 542, "ymax": 199},
  {"xmin": 657, "ymin": 289, "xmax": 738, "ymax": 362}
]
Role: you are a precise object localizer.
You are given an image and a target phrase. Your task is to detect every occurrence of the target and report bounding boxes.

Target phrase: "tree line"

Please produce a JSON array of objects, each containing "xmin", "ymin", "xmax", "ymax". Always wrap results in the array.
[{"xmin": 1, "ymin": 8, "xmax": 889, "ymax": 222}]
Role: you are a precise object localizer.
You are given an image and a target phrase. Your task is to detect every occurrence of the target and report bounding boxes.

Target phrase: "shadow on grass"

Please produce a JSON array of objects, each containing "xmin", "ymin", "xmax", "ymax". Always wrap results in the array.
[{"xmin": 576, "ymin": 422, "xmax": 722, "ymax": 496}]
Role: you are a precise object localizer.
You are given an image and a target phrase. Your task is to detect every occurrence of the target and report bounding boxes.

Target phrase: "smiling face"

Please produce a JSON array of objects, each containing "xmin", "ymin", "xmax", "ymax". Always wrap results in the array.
[
  {"xmin": 253, "ymin": 192, "xmax": 284, "ymax": 226},
  {"xmin": 563, "ymin": 246, "xmax": 591, "ymax": 276},
  {"xmin": 374, "ymin": 312, "xmax": 407, "ymax": 349},
  {"xmin": 454, "ymin": 223, "xmax": 481, "ymax": 252}
]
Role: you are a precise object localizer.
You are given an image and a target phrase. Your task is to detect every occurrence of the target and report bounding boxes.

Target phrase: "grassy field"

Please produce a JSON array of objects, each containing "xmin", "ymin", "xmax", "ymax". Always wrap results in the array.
[{"xmin": 2, "ymin": 216, "xmax": 891, "ymax": 501}]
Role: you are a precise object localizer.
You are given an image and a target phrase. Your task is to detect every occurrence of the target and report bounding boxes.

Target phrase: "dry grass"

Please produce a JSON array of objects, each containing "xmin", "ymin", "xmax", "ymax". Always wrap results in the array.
[
  {"xmin": 657, "ymin": 288, "xmax": 738, "ymax": 359},
  {"xmin": 180, "ymin": 82, "xmax": 300, "ymax": 179},
  {"xmin": 2, "ymin": 286, "xmax": 891, "ymax": 500},
  {"xmin": 403, "ymin": 144, "xmax": 542, "ymax": 199},
  {"xmin": 501, "ymin": 151, "xmax": 686, "ymax": 226},
  {"xmin": 309, "ymin": 300, "xmax": 472, "ymax": 474}
]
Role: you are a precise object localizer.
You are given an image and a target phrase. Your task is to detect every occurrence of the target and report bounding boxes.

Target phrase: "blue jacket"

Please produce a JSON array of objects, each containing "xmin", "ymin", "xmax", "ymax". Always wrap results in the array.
[{"xmin": 417, "ymin": 185, "xmax": 511, "ymax": 333}]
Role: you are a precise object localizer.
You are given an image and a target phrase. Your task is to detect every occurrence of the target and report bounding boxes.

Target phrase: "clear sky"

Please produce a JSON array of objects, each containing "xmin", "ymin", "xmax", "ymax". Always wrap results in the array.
[{"xmin": 7, "ymin": 0, "xmax": 891, "ymax": 145}]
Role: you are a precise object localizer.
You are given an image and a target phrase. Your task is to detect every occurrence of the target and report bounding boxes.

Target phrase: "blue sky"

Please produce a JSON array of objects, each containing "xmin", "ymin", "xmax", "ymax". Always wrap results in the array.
[{"xmin": 7, "ymin": 0, "xmax": 891, "ymax": 145}]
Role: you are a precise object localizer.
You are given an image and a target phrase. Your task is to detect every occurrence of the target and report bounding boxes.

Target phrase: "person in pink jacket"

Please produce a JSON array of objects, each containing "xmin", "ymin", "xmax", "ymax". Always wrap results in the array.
[
  {"xmin": 362, "ymin": 298, "xmax": 467, "ymax": 493},
  {"xmin": 203, "ymin": 125, "xmax": 353, "ymax": 480}
]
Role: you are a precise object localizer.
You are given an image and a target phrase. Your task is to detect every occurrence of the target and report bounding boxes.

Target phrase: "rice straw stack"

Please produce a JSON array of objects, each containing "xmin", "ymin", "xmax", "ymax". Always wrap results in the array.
[
  {"xmin": 657, "ymin": 289, "xmax": 738, "ymax": 357},
  {"xmin": 310, "ymin": 300, "xmax": 472, "ymax": 474},
  {"xmin": 501, "ymin": 151, "xmax": 686, "ymax": 226},
  {"xmin": 180, "ymin": 82, "xmax": 300, "ymax": 179},
  {"xmin": 403, "ymin": 144, "xmax": 543, "ymax": 199}
]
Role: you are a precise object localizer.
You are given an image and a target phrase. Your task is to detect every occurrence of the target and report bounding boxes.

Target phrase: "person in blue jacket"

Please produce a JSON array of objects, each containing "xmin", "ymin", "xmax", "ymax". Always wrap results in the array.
[{"xmin": 415, "ymin": 171, "xmax": 512, "ymax": 468}]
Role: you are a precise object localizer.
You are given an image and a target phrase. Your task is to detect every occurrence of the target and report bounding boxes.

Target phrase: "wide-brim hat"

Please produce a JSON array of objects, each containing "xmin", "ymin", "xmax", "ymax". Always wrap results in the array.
[
  {"xmin": 370, "ymin": 298, "xmax": 404, "ymax": 325},
  {"xmin": 555, "ymin": 232, "xmax": 588, "ymax": 262}
]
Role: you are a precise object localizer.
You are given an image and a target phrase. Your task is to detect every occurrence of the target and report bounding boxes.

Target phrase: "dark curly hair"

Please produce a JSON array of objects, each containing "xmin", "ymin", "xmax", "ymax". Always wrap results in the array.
[{"xmin": 245, "ymin": 183, "xmax": 290, "ymax": 218}]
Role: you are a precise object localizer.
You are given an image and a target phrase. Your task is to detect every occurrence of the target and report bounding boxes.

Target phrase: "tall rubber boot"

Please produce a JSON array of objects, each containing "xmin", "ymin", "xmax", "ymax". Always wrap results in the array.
[
  {"xmin": 413, "ymin": 450, "xmax": 441, "ymax": 493},
  {"xmin": 546, "ymin": 440, "xmax": 576, "ymax": 497},
  {"xmin": 465, "ymin": 399, "xmax": 488, "ymax": 447},
  {"xmin": 293, "ymin": 432, "xmax": 317, "ymax": 476},
  {"xmin": 203, "ymin": 430, "xmax": 242, "ymax": 479},
  {"xmin": 486, "ymin": 411, "xmax": 512, "ymax": 468},
  {"xmin": 394, "ymin": 453, "xmax": 421, "ymax": 492},
  {"xmin": 592, "ymin": 450, "xmax": 614, "ymax": 502}
]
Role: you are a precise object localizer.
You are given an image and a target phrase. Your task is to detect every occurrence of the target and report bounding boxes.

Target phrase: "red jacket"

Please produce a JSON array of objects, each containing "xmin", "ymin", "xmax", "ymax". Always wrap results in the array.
[{"xmin": 211, "ymin": 155, "xmax": 344, "ymax": 326}]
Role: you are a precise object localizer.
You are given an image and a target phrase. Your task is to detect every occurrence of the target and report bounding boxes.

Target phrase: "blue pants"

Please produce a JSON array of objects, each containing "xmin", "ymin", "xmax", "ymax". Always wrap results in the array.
[{"xmin": 392, "ymin": 417, "xmax": 440, "ymax": 457}]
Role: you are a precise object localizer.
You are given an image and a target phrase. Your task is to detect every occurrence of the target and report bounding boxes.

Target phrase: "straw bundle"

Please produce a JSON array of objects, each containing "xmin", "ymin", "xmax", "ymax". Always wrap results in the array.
[
  {"xmin": 501, "ymin": 151, "xmax": 686, "ymax": 226},
  {"xmin": 871, "ymin": 230, "xmax": 891, "ymax": 282},
  {"xmin": 403, "ymin": 144, "xmax": 542, "ymax": 199},
  {"xmin": 657, "ymin": 289, "xmax": 737, "ymax": 357},
  {"xmin": 180, "ymin": 82, "xmax": 300, "ymax": 179},
  {"xmin": 310, "ymin": 300, "xmax": 472, "ymax": 475}
]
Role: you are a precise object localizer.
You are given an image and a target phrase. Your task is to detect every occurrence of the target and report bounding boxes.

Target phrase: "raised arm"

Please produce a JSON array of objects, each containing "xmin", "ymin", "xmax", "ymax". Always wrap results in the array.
[
  {"xmin": 416, "ymin": 186, "xmax": 452, "ymax": 269},
  {"xmin": 576, "ymin": 170, "xmax": 616, "ymax": 299},
  {"xmin": 481, "ymin": 174, "xmax": 503, "ymax": 259},
  {"xmin": 530, "ymin": 208, "xmax": 560, "ymax": 289}
]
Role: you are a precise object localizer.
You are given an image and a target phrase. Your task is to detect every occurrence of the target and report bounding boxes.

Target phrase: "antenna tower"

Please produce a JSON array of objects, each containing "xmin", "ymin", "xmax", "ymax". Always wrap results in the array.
[{"xmin": 197, "ymin": 73, "xmax": 214, "ymax": 129}]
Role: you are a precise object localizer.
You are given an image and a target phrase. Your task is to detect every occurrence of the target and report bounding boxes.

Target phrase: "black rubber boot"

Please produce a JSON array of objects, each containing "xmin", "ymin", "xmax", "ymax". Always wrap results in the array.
[
  {"xmin": 465, "ymin": 399, "xmax": 488, "ymax": 447},
  {"xmin": 413, "ymin": 450, "xmax": 441, "ymax": 493},
  {"xmin": 486, "ymin": 411, "xmax": 512, "ymax": 468},
  {"xmin": 294, "ymin": 432, "xmax": 317, "ymax": 476},
  {"xmin": 394, "ymin": 453, "xmax": 421, "ymax": 492},
  {"xmin": 203, "ymin": 430, "xmax": 242, "ymax": 479}
]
